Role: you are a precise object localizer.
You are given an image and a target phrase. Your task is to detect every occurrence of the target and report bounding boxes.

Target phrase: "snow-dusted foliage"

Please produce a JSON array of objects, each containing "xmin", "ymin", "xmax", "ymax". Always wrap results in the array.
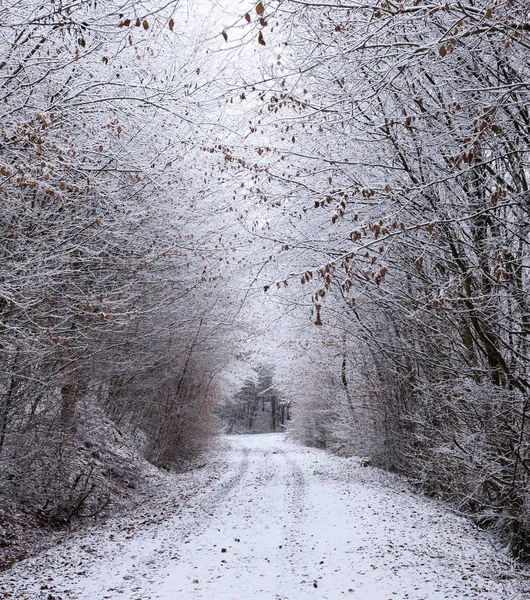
[
  {"xmin": 209, "ymin": 0, "xmax": 530, "ymax": 559},
  {"xmin": 0, "ymin": 0, "xmax": 237, "ymax": 532}
]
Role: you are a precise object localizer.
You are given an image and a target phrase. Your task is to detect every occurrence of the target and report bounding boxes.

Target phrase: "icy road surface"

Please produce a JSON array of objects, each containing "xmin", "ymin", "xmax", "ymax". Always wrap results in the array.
[{"xmin": 1, "ymin": 433, "xmax": 527, "ymax": 599}]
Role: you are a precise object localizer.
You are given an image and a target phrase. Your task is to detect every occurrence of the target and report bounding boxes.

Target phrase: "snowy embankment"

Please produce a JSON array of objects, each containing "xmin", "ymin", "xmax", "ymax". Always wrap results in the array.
[{"xmin": 0, "ymin": 434, "xmax": 528, "ymax": 599}]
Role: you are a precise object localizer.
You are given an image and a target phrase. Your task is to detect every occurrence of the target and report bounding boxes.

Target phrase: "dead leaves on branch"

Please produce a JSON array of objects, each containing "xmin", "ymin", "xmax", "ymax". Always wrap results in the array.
[
  {"xmin": 222, "ymin": 2, "xmax": 267, "ymax": 45},
  {"xmin": 117, "ymin": 17, "xmax": 176, "ymax": 32},
  {"xmin": 118, "ymin": 18, "xmax": 148, "ymax": 29},
  {"xmin": 259, "ymin": 213, "xmax": 444, "ymax": 324}
]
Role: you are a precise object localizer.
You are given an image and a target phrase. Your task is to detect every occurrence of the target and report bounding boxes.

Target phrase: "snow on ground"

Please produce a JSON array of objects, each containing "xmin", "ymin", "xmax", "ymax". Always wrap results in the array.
[{"xmin": 0, "ymin": 433, "xmax": 528, "ymax": 599}]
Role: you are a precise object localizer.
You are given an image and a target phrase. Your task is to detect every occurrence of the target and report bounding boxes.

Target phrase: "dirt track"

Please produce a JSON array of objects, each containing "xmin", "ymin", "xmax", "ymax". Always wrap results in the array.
[{"xmin": 0, "ymin": 434, "xmax": 526, "ymax": 599}]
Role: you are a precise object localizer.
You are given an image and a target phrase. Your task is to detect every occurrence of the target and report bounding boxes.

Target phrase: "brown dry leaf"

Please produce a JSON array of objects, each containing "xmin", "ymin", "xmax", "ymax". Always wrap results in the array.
[
  {"xmin": 169, "ymin": 18, "xmax": 174, "ymax": 31},
  {"xmin": 439, "ymin": 45, "xmax": 447, "ymax": 57},
  {"xmin": 222, "ymin": 30, "xmax": 228, "ymax": 42},
  {"xmin": 314, "ymin": 305, "xmax": 323, "ymax": 326},
  {"xmin": 256, "ymin": 1, "xmax": 265, "ymax": 15},
  {"xmin": 142, "ymin": 20, "xmax": 149, "ymax": 30},
  {"xmin": 245, "ymin": 13, "xmax": 251, "ymax": 22},
  {"xmin": 258, "ymin": 31, "xmax": 266, "ymax": 45}
]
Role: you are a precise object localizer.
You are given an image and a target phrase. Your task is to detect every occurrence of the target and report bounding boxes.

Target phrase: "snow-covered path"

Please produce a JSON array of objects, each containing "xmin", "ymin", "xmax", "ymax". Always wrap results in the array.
[{"xmin": 1, "ymin": 434, "xmax": 527, "ymax": 599}]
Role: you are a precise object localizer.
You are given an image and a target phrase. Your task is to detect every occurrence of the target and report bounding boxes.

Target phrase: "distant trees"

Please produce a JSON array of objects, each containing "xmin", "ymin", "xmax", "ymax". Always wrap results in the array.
[{"xmin": 218, "ymin": 364, "xmax": 287, "ymax": 433}]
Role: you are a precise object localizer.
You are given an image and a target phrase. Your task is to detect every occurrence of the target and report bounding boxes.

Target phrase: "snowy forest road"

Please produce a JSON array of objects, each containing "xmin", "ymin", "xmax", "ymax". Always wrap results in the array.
[{"xmin": 0, "ymin": 434, "xmax": 526, "ymax": 600}]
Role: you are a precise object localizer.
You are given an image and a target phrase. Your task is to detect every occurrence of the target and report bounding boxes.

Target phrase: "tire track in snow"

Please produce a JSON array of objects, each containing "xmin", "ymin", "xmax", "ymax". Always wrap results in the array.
[
  {"xmin": 96, "ymin": 443, "xmax": 253, "ymax": 596},
  {"xmin": 180, "ymin": 445, "xmax": 250, "ymax": 540}
]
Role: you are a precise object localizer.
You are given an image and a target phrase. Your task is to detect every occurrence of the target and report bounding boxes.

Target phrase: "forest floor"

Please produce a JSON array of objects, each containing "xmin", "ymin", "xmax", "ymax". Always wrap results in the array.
[{"xmin": 0, "ymin": 433, "xmax": 529, "ymax": 600}]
